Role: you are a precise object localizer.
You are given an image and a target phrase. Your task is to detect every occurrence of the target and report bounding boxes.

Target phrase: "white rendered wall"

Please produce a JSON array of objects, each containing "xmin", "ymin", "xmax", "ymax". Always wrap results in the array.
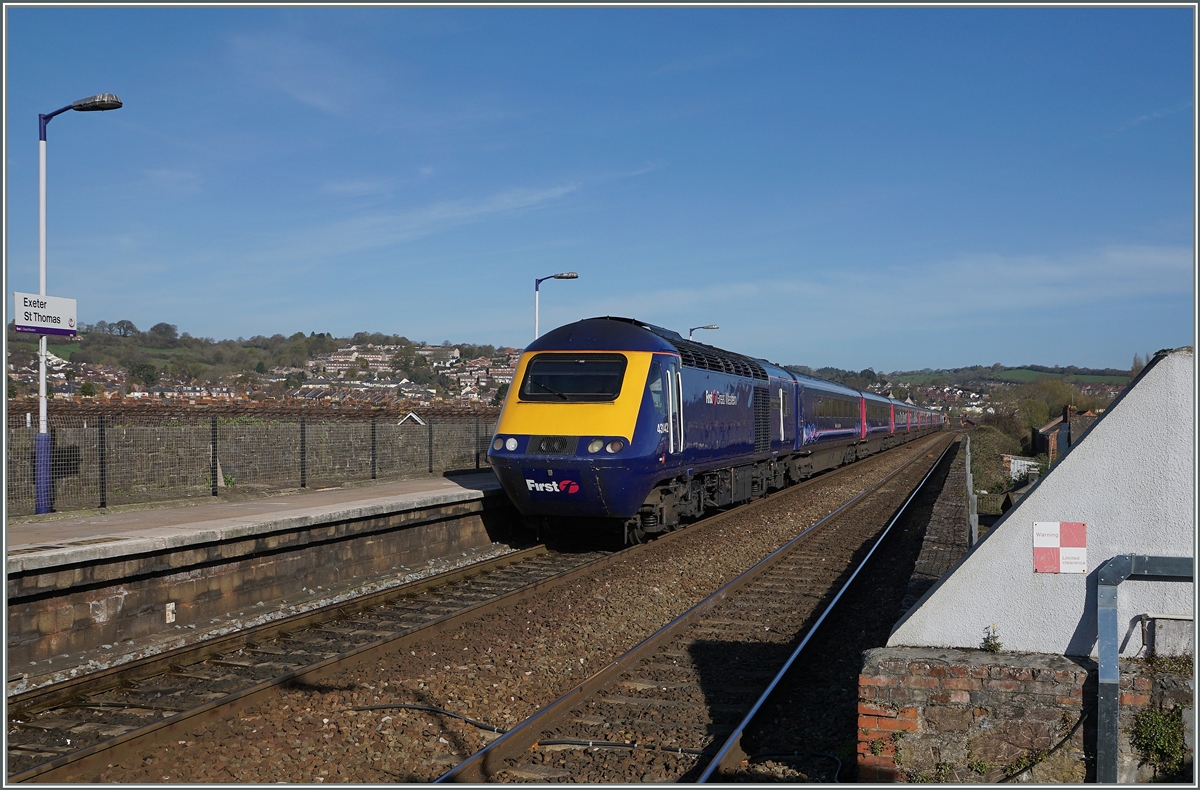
[{"xmin": 890, "ymin": 348, "xmax": 1194, "ymax": 657}]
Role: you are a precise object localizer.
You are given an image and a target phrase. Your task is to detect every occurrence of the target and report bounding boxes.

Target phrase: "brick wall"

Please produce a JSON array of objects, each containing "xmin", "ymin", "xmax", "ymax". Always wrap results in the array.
[{"xmin": 858, "ymin": 646, "xmax": 1192, "ymax": 783}]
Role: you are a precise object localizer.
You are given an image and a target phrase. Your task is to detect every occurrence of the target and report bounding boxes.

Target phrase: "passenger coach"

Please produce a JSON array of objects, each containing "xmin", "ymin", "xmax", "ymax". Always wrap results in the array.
[{"xmin": 488, "ymin": 317, "xmax": 944, "ymax": 543}]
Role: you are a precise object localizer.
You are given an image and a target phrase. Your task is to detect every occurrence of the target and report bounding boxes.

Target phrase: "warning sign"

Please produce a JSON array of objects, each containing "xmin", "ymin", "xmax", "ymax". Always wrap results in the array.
[{"xmin": 1033, "ymin": 521, "xmax": 1087, "ymax": 574}]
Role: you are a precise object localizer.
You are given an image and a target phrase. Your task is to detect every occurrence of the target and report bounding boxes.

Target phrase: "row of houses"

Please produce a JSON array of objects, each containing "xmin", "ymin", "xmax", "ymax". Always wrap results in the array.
[
  {"xmin": 305, "ymin": 343, "xmax": 467, "ymax": 376},
  {"xmin": 10, "ymin": 352, "xmax": 129, "ymax": 398}
]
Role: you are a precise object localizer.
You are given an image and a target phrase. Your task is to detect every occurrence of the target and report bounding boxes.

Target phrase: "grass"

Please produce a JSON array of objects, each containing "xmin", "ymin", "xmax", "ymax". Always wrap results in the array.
[
  {"xmin": 890, "ymin": 368, "xmax": 1129, "ymax": 387},
  {"xmin": 8, "ymin": 339, "xmax": 82, "ymax": 358},
  {"xmin": 992, "ymin": 369, "xmax": 1128, "ymax": 385}
]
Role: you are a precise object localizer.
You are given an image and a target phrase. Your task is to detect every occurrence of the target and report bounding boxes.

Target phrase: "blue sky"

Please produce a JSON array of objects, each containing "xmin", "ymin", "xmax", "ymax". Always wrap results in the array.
[{"xmin": 4, "ymin": 6, "xmax": 1194, "ymax": 371}]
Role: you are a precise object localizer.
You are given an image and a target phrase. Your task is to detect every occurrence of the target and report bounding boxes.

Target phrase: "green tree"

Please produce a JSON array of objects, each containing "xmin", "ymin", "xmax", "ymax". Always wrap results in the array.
[
  {"xmin": 7, "ymin": 376, "xmax": 20, "ymax": 399},
  {"xmin": 255, "ymin": 361, "xmax": 266, "ymax": 374},
  {"xmin": 79, "ymin": 381, "xmax": 97, "ymax": 397},
  {"xmin": 491, "ymin": 382, "xmax": 509, "ymax": 406},
  {"xmin": 1016, "ymin": 398, "xmax": 1050, "ymax": 433},
  {"xmin": 147, "ymin": 322, "xmax": 179, "ymax": 347},
  {"xmin": 127, "ymin": 361, "xmax": 159, "ymax": 386}
]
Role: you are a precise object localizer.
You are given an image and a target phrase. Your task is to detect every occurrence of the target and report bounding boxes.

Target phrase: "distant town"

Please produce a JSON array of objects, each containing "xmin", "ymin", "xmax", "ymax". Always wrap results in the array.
[
  {"xmin": 7, "ymin": 319, "xmax": 1131, "ymax": 418},
  {"xmin": 9, "ymin": 335, "xmax": 520, "ymax": 410}
]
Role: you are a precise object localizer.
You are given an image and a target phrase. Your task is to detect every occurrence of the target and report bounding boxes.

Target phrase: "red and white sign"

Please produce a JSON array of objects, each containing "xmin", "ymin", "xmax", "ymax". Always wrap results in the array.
[{"xmin": 1033, "ymin": 521, "xmax": 1087, "ymax": 574}]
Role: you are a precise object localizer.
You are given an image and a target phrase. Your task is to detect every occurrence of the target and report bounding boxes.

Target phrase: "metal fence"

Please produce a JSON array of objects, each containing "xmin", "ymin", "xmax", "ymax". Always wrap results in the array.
[{"xmin": 6, "ymin": 412, "xmax": 496, "ymax": 516}]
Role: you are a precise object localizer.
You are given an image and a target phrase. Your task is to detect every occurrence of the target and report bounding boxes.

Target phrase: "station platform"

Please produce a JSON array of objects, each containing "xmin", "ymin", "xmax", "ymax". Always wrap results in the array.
[
  {"xmin": 7, "ymin": 472, "xmax": 502, "ymax": 574},
  {"xmin": 7, "ymin": 472, "xmax": 519, "ymax": 693}
]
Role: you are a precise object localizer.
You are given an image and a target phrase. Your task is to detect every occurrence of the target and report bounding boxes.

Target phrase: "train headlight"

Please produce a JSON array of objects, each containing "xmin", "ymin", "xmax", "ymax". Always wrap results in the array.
[
  {"xmin": 505, "ymin": 437, "xmax": 519, "ymax": 452},
  {"xmin": 492, "ymin": 438, "xmax": 504, "ymax": 451},
  {"xmin": 605, "ymin": 439, "xmax": 624, "ymax": 453},
  {"xmin": 587, "ymin": 439, "xmax": 605, "ymax": 454}
]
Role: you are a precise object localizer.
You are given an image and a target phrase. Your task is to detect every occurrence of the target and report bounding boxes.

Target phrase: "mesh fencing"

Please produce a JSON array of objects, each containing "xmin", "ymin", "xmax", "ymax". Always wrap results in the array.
[{"xmin": 6, "ymin": 412, "xmax": 496, "ymax": 516}]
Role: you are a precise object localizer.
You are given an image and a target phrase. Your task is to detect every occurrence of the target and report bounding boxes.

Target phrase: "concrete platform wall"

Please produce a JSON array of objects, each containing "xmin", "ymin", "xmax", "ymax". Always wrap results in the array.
[{"xmin": 7, "ymin": 496, "xmax": 516, "ymax": 668}]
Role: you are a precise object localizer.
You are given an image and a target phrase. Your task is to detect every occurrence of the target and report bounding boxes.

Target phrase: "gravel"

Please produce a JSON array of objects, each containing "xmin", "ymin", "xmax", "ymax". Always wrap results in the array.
[{"xmin": 95, "ymin": 436, "xmax": 946, "ymax": 783}]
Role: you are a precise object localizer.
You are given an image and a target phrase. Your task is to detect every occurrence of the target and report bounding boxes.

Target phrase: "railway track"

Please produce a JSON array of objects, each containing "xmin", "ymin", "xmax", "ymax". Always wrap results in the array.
[
  {"xmin": 438, "ymin": 435, "xmax": 955, "ymax": 783},
  {"xmin": 8, "ymin": 432, "xmax": 950, "ymax": 783},
  {"xmin": 6, "ymin": 546, "xmax": 612, "ymax": 782}
]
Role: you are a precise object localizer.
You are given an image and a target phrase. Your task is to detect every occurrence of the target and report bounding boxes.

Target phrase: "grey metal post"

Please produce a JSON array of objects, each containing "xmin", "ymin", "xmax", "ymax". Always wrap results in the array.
[
  {"xmin": 98, "ymin": 414, "xmax": 107, "ymax": 509},
  {"xmin": 1095, "ymin": 554, "xmax": 1192, "ymax": 783},
  {"xmin": 299, "ymin": 418, "xmax": 307, "ymax": 488},
  {"xmin": 210, "ymin": 417, "xmax": 218, "ymax": 497}
]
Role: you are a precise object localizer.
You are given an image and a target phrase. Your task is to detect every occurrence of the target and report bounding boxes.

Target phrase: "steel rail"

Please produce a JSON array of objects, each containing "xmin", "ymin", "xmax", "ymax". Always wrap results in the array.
[
  {"xmin": 7, "ymin": 545, "xmax": 550, "ymax": 719},
  {"xmin": 436, "ymin": 433, "xmax": 952, "ymax": 783},
  {"xmin": 11, "ymin": 431, "xmax": 942, "ymax": 783},
  {"xmin": 697, "ymin": 436, "xmax": 958, "ymax": 781},
  {"xmin": 11, "ymin": 544, "xmax": 624, "ymax": 783}
]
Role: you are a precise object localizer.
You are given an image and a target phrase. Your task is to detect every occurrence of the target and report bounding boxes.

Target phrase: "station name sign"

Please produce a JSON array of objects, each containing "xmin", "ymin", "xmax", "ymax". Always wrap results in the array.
[{"xmin": 13, "ymin": 292, "xmax": 77, "ymax": 337}]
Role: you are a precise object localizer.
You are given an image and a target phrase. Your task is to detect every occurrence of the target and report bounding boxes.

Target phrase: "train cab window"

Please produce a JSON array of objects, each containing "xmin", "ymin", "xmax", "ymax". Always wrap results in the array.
[
  {"xmin": 519, "ymin": 354, "xmax": 628, "ymax": 402},
  {"xmin": 647, "ymin": 361, "xmax": 665, "ymax": 413}
]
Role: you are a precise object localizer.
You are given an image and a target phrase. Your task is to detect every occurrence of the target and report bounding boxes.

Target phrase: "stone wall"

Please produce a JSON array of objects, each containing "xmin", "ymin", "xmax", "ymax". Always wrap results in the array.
[
  {"xmin": 899, "ymin": 438, "xmax": 968, "ymax": 611},
  {"xmin": 858, "ymin": 646, "xmax": 1193, "ymax": 783}
]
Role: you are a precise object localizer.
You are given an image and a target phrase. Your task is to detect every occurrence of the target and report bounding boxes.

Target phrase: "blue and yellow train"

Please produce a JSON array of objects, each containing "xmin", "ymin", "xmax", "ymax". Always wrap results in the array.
[{"xmin": 488, "ymin": 317, "xmax": 945, "ymax": 543}]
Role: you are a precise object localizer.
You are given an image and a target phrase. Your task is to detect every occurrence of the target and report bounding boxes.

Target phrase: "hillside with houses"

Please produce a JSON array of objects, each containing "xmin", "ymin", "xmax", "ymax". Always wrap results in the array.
[
  {"xmin": 7, "ymin": 320, "xmax": 1129, "ymax": 424},
  {"xmin": 7, "ymin": 320, "xmax": 520, "ymax": 410}
]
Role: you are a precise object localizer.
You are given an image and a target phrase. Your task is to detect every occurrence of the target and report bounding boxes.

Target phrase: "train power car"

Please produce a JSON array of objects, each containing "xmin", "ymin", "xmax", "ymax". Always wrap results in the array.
[{"xmin": 488, "ymin": 317, "xmax": 945, "ymax": 544}]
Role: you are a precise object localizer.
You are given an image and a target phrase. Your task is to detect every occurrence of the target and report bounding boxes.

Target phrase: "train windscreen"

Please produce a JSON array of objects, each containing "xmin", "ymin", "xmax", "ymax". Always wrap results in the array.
[{"xmin": 519, "ymin": 354, "xmax": 628, "ymax": 402}]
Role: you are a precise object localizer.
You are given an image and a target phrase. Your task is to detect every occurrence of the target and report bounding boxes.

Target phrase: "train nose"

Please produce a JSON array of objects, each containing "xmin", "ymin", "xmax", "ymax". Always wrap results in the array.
[{"xmin": 490, "ymin": 452, "xmax": 597, "ymax": 514}]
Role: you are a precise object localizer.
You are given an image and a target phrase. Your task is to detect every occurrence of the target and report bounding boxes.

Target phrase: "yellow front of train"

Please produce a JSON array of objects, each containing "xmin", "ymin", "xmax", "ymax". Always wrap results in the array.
[{"xmin": 487, "ymin": 318, "xmax": 681, "ymax": 520}]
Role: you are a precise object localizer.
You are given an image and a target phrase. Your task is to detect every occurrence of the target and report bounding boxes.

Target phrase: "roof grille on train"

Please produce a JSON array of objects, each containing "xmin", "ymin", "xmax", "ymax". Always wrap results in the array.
[
  {"xmin": 670, "ymin": 338, "xmax": 768, "ymax": 381},
  {"xmin": 596, "ymin": 317, "xmax": 769, "ymax": 381}
]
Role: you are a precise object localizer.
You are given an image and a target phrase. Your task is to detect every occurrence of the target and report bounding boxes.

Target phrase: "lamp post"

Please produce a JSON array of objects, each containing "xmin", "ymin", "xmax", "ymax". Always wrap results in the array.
[
  {"xmin": 689, "ymin": 324, "xmax": 719, "ymax": 341},
  {"xmin": 35, "ymin": 93, "xmax": 122, "ymax": 514},
  {"xmin": 534, "ymin": 271, "xmax": 578, "ymax": 339}
]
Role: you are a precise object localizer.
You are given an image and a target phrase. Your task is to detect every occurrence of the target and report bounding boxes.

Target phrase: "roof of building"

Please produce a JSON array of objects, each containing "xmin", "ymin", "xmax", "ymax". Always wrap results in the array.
[{"xmin": 1036, "ymin": 415, "xmax": 1064, "ymax": 433}]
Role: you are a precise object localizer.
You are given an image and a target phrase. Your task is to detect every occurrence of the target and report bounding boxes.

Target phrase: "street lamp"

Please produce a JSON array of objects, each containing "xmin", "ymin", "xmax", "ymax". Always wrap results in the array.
[
  {"xmin": 534, "ymin": 272, "xmax": 578, "ymax": 339},
  {"xmin": 689, "ymin": 324, "xmax": 719, "ymax": 341},
  {"xmin": 35, "ymin": 93, "xmax": 122, "ymax": 514}
]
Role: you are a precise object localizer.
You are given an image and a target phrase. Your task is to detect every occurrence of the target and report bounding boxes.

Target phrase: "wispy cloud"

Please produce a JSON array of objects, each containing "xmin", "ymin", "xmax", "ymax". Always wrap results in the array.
[
  {"xmin": 1109, "ymin": 100, "xmax": 1193, "ymax": 136},
  {"xmin": 576, "ymin": 244, "xmax": 1194, "ymax": 343},
  {"xmin": 322, "ymin": 178, "xmax": 393, "ymax": 197},
  {"xmin": 322, "ymin": 167, "xmax": 437, "ymax": 197},
  {"xmin": 142, "ymin": 168, "xmax": 203, "ymax": 194},
  {"xmin": 227, "ymin": 31, "xmax": 383, "ymax": 116},
  {"xmin": 912, "ymin": 245, "xmax": 1194, "ymax": 314},
  {"xmin": 653, "ymin": 49, "xmax": 746, "ymax": 76},
  {"xmin": 249, "ymin": 183, "xmax": 579, "ymax": 264}
]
